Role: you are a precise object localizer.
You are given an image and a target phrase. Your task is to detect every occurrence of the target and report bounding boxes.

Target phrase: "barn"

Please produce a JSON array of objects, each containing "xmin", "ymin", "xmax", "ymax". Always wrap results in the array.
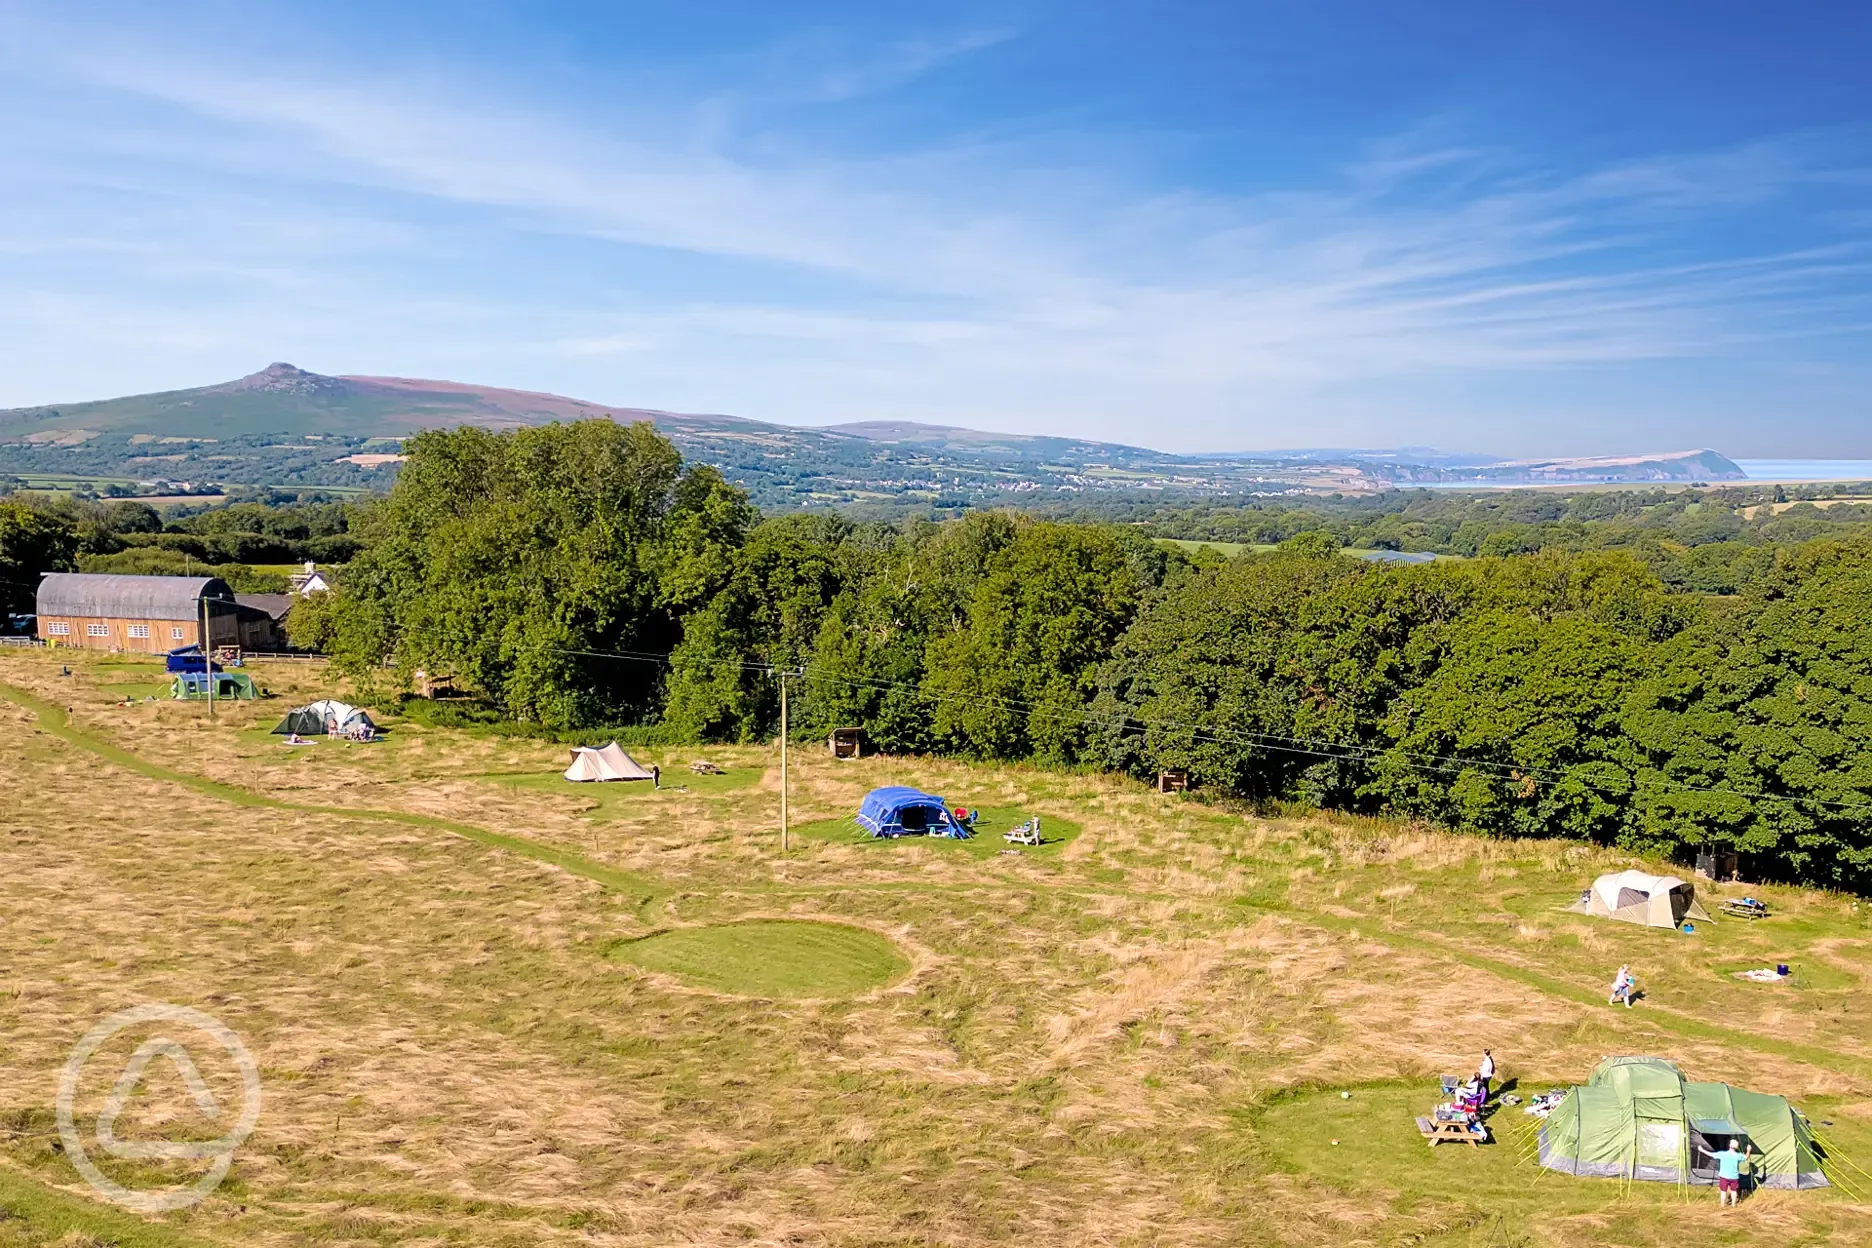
[{"xmin": 36, "ymin": 573, "xmax": 242, "ymax": 654}]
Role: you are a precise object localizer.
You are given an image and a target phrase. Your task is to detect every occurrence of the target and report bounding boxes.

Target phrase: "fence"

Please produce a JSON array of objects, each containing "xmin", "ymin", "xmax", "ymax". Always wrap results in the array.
[{"xmin": 0, "ymin": 636, "xmax": 45, "ymax": 648}]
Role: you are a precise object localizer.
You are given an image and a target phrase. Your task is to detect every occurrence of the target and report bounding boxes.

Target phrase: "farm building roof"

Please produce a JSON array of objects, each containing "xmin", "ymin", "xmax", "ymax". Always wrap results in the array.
[
  {"xmin": 37, "ymin": 573, "xmax": 234, "ymax": 621},
  {"xmin": 234, "ymin": 593, "xmax": 295, "ymax": 622}
]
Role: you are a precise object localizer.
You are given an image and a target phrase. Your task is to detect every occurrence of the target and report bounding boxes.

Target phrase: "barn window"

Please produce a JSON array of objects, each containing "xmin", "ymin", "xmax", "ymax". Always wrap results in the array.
[
  {"xmin": 171, "ymin": 627, "xmax": 185, "ymax": 640},
  {"xmin": 48, "ymin": 622, "xmax": 70, "ymax": 636},
  {"xmin": 87, "ymin": 624, "xmax": 109, "ymax": 637},
  {"xmin": 128, "ymin": 624, "xmax": 150, "ymax": 639}
]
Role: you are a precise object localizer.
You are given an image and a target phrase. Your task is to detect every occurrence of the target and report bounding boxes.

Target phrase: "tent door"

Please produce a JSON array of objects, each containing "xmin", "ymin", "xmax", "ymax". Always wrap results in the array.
[
  {"xmin": 1636, "ymin": 1119, "xmax": 1684, "ymax": 1177},
  {"xmin": 1669, "ymin": 887, "xmax": 1691, "ymax": 924}
]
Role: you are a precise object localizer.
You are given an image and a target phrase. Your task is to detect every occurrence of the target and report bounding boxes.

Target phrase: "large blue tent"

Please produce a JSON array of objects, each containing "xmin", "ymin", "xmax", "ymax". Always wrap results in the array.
[{"xmin": 856, "ymin": 786, "xmax": 968, "ymax": 838}]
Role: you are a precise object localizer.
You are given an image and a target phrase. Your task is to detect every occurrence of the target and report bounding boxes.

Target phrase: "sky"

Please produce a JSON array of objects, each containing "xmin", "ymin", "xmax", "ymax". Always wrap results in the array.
[{"xmin": 1, "ymin": 1, "xmax": 1869, "ymax": 456}]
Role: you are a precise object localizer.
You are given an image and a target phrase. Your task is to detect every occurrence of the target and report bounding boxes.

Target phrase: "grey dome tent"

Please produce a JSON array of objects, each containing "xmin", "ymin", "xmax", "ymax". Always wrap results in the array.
[
  {"xmin": 1538, "ymin": 1056, "xmax": 1829, "ymax": 1189},
  {"xmin": 1568, "ymin": 870, "xmax": 1711, "ymax": 930},
  {"xmin": 272, "ymin": 699, "xmax": 375, "ymax": 736}
]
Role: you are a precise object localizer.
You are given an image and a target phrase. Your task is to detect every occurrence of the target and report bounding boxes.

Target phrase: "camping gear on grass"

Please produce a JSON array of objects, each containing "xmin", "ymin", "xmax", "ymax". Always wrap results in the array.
[
  {"xmin": 1734, "ymin": 967, "xmax": 1792, "ymax": 984},
  {"xmin": 273, "ymin": 700, "xmax": 376, "ymax": 737},
  {"xmin": 172, "ymin": 671, "xmax": 257, "ymax": 700},
  {"xmin": 1537, "ymin": 1056, "xmax": 1827, "ymax": 1188},
  {"xmin": 856, "ymin": 786, "xmax": 969, "ymax": 838},
  {"xmin": 1722, "ymin": 897, "xmax": 1771, "ymax": 920},
  {"xmin": 1569, "ymin": 870, "xmax": 1712, "ymax": 930},
  {"xmin": 564, "ymin": 742, "xmax": 654, "ymax": 782}
]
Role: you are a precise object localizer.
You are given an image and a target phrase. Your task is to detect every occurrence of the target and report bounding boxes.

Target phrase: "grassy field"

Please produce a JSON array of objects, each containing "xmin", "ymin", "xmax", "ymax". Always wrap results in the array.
[{"xmin": 1, "ymin": 649, "xmax": 1870, "ymax": 1246}]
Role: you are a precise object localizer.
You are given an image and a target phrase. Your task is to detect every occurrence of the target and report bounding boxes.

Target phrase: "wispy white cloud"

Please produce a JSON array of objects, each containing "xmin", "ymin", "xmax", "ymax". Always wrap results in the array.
[{"xmin": 0, "ymin": 9, "xmax": 1868, "ymax": 451}]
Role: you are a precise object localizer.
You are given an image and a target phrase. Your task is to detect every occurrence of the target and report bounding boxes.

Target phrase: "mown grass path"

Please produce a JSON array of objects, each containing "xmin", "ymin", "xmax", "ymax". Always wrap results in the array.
[
  {"xmin": 9, "ymin": 678, "xmax": 1870, "ymax": 1084},
  {"xmin": 8, "ymin": 679, "xmax": 1870, "ymax": 1081},
  {"xmin": 1281, "ymin": 907, "xmax": 1872, "ymax": 1084},
  {"xmin": 0, "ymin": 680, "xmax": 667, "ymax": 918},
  {"xmin": 6, "ymin": 677, "xmax": 1872, "ymax": 1244}
]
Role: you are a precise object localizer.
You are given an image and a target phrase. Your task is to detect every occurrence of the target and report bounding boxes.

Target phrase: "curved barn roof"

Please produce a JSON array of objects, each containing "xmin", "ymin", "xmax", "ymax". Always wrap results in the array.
[{"xmin": 36, "ymin": 573, "xmax": 233, "ymax": 621}]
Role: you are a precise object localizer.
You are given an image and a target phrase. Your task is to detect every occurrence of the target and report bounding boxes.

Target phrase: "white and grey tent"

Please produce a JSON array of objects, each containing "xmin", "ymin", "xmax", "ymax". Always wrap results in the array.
[
  {"xmin": 563, "ymin": 742, "xmax": 655, "ymax": 783},
  {"xmin": 1568, "ymin": 870, "xmax": 1712, "ymax": 930},
  {"xmin": 272, "ymin": 699, "xmax": 376, "ymax": 736}
]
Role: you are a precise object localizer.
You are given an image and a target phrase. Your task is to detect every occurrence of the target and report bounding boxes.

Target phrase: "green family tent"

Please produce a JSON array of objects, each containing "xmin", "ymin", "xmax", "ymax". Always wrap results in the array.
[
  {"xmin": 172, "ymin": 671, "xmax": 258, "ymax": 700},
  {"xmin": 1537, "ymin": 1057, "xmax": 1828, "ymax": 1189}
]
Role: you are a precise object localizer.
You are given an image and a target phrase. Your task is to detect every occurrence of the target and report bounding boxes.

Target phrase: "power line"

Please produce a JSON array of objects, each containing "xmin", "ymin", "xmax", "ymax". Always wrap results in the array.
[
  {"xmin": 375, "ymin": 621, "xmax": 1872, "ymax": 819},
  {"xmin": 10, "ymin": 566, "xmax": 1872, "ymax": 821}
]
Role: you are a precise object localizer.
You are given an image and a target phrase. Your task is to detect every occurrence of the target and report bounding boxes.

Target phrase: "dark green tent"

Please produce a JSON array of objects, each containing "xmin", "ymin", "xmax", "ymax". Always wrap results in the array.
[
  {"xmin": 172, "ymin": 671, "xmax": 258, "ymax": 701},
  {"xmin": 1538, "ymin": 1057, "xmax": 1828, "ymax": 1189},
  {"xmin": 272, "ymin": 707, "xmax": 328, "ymax": 736}
]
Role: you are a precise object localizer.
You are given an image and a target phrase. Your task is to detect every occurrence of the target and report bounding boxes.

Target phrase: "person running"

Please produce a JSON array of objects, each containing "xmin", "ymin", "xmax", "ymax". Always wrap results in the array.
[
  {"xmin": 1697, "ymin": 1138, "xmax": 1753, "ymax": 1207},
  {"xmin": 1609, "ymin": 966, "xmax": 1634, "ymax": 1008},
  {"xmin": 1478, "ymin": 1048, "xmax": 1496, "ymax": 1102}
]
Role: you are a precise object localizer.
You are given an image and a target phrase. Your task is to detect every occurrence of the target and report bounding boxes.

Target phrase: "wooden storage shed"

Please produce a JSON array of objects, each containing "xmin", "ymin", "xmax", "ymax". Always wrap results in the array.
[{"xmin": 829, "ymin": 727, "xmax": 864, "ymax": 759}]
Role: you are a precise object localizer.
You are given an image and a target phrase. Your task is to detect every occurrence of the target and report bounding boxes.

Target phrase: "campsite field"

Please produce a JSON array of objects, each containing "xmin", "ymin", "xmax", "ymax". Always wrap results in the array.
[{"xmin": 2, "ymin": 650, "xmax": 1871, "ymax": 1247}]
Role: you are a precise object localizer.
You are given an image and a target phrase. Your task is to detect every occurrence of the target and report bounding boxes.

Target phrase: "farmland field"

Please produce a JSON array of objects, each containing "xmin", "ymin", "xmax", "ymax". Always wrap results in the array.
[{"xmin": 2, "ymin": 649, "xmax": 1871, "ymax": 1246}]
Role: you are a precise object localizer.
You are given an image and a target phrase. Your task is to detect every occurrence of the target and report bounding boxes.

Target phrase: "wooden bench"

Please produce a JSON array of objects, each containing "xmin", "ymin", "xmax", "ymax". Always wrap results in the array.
[
  {"xmin": 1416, "ymin": 1115, "xmax": 1485, "ymax": 1147},
  {"xmin": 1721, "ymin": 900, "xmax": 1770, "ymax": 920}
]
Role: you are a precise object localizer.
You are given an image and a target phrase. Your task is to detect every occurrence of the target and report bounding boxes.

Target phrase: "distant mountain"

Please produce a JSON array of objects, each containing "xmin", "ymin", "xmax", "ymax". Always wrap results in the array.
[
  {"xmin": 1216, "ymin": 446, "xmax": 1501, "ymax": 467},
  {"xmin": 1445, "ymin": 449, "xmax": 1745, "ymax": 483},
  {"xmin": 0, "ymin": 364, "xmax": 1747, "ymax": 508},
  {"xmin": 0, "ymin": 362, "xmax": 729, "ymax": 440}
]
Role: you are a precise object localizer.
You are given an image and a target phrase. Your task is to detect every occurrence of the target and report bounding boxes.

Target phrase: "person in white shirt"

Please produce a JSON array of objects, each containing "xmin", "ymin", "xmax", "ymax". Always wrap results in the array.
[{"xmin": 1478, "ymin": 1049, "xmax": 1496, "ymax": 1102}]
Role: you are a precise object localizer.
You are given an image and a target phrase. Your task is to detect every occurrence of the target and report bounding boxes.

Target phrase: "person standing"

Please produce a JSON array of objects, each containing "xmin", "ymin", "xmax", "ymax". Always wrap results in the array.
[
  {"xmin": 1478, "ymin": 1049, "xmax": 1496, "ymax": 1103},
  {"xmin": 1609, "ymin": 966, "xmax": 1634, "ymax": 1008},
  {"xmin": 1697, "ymin": 1138, "xmax": 1752, "ymax": 1207}
]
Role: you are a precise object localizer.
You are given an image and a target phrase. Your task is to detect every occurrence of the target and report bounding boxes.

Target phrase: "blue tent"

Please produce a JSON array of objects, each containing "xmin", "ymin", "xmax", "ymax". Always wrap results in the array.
[{"xmin": 856, "ymin": 786, "xmax": 969, "ymax": 839}]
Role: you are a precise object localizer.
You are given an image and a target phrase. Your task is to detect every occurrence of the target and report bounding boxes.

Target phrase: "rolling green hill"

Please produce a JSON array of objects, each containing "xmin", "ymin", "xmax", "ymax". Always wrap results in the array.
[{"xmin": 0, "ymin": 363, "xmax": 1747, "ymax": 510}]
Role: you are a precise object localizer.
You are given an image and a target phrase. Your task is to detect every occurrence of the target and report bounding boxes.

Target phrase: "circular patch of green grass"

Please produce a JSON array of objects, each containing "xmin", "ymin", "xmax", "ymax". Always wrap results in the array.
[{"xmin": 609, "ymin": 919, "xmax": 908, "ymax": 998}]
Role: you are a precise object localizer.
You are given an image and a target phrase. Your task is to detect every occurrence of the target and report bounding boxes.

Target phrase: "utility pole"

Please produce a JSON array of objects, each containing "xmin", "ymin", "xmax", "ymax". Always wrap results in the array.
[
  {"xmin": 778, "ymin": 669, "xmax": 789, "ymax": 852},
  {"xmin": 201, "ymin": 595, "xmax": 215, "ymax": 720}
]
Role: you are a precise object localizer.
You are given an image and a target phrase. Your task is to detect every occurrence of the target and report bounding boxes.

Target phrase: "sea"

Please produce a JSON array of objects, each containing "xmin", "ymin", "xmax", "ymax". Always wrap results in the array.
[{"xmin": 1734, "ymin": 460, "xmax": 1872, "ymax": 482}]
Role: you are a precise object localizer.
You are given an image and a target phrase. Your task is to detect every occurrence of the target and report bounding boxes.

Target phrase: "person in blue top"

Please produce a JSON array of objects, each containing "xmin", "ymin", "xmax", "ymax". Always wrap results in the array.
[{"xmin": 1696, "ymin": 1137, "xmax": 1754, "ymax": 1207}]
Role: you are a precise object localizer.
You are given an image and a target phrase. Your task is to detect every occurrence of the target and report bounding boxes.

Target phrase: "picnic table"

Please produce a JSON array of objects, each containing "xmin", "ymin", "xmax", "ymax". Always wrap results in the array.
[
  {"xmin": 1720, "ymin": 898, "xmax": 1770, "ymax": 920},
  {"xmin": 1417, "ymin": 1113, "xmax": 1487, "ymax": 1147}
]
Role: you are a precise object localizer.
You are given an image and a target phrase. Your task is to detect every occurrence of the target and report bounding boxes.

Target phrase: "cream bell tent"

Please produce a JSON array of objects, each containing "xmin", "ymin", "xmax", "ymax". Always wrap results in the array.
[
  {"xmin": 1569, "ymin": 870, "xmax": 1712, "ymax": 929},
  {"xmin": 564, "ymin": 742, "xmax": 655, "ymax": 783}
]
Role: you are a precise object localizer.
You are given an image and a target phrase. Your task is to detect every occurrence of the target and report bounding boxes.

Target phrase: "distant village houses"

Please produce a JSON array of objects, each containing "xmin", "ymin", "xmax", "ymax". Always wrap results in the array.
[{"xmin": 288, "ymin": 561, "xmax": 332, "ymax": 596}]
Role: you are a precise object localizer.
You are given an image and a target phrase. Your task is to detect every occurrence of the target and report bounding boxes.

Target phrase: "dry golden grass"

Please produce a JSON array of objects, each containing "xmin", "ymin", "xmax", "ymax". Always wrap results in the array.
[{"xmin": 2, "ymin": 650, "xmax": 1871, "ymax": 1246}]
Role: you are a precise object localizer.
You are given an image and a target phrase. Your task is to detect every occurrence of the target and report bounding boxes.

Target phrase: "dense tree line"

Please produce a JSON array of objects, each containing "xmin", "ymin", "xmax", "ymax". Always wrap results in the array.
[
  {"xmin": 10, "ymin": 424, "xmax": 1872, "ymax": 888},
  {"xmin": 1077, "ymin": 487, "xmax": 1872, "ymax": 595},
  {"xmin": 276, "ymin": 423, "xmax": 1872, "ymax": 891},
  {"xmin": 0, "ymin": 492, "xmax": 361, "ymax": 596}
]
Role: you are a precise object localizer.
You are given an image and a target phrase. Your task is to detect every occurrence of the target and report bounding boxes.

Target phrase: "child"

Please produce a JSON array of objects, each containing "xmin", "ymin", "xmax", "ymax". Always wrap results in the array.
[{"xmin": 1609, "ymin": 966, "xmax": 1634, "ymax": 1008}]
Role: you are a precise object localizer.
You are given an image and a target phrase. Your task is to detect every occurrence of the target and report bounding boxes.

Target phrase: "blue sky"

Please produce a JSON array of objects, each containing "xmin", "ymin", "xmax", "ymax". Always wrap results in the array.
[{"xmin": 2, "ymin": 1, "xmax": 1869, "ymax": 455}]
